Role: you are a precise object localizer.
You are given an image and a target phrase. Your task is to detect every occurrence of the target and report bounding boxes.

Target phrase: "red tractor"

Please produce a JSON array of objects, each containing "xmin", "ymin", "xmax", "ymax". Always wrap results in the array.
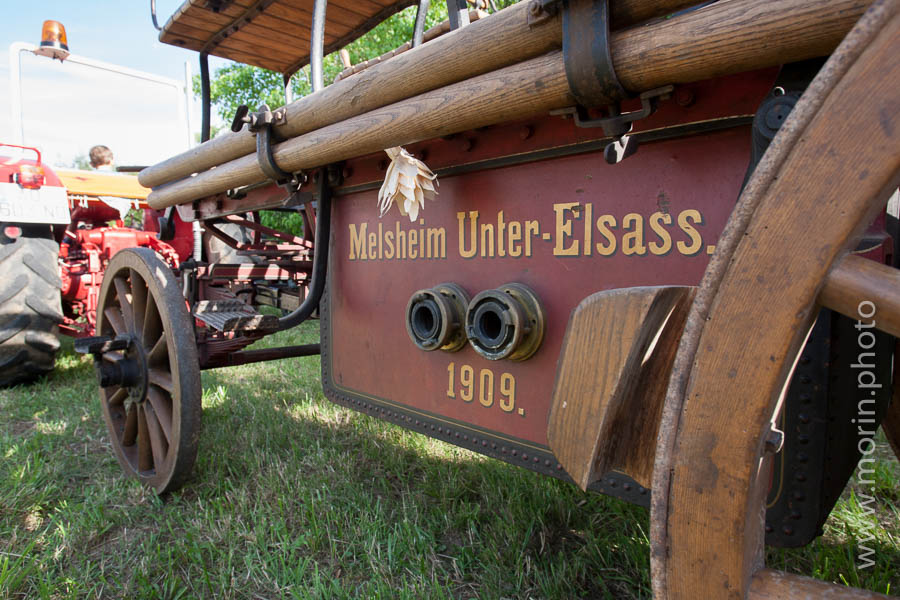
[{"xmin": 0, "ymin": 142, "xmax": 188, "ymax": 385}]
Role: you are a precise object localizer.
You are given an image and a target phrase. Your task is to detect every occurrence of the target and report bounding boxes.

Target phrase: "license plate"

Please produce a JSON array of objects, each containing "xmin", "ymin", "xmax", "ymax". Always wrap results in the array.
[{"xmin": 0, "ymin": 183, "xmax": 70, "ymax": 224}]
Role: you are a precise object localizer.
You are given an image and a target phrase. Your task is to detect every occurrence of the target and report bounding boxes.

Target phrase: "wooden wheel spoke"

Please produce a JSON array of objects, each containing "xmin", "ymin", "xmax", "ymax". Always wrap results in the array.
[
  {"xmin": 144, "ymin": 403, "xmax": 168, "ymax": 471},
  {"xmin": 129, "ymin": 268, "xmax": 148, "ymax": 338},
  {"xmin": 142, "ymin": 293, "xmax": 163, "ymax": 350},
  {"xmin": 107, "ymin": 387, "xmax": 128, "ymax": 407},
  {"xmin": 137, "ymin": 406, "xmax": 153, "ymax": 472},
  {"xmin": 148, "ymin": 368, "xmax": 174, "ymax": 393},
  {"xmin": 147, "ymin": 388, "xmax": 173, "ymax": 444},
  {"xmin": 103, "ymin": 306, "xmax": 127, "ymax": 336},
  {"xmin": 122, "ymin": 404, "xmax": 138, "ymax": 447},
  {"xmin": 147, "ymin": 335, "xmax": 168, "ymax": 366},
  {"xmin": 113, "ymin": 276, "xmax": 134, "ymax": 332}
]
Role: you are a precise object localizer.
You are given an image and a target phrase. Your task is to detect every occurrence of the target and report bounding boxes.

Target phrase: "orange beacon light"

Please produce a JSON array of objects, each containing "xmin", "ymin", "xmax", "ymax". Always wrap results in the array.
[{"xmin": 35, "ymin": 20, "xmax": 70, "ymax": 61}]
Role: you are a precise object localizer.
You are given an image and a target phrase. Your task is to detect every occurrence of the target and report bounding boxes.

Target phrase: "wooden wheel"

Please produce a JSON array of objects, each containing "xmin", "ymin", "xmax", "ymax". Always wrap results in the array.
[
  {"xmin": 96, "ymin": 248, "xmax": 201, "ymax": 494},
  {"xmin": 651, "ymin": 1, "xmax": 899, "ymax": 598}
]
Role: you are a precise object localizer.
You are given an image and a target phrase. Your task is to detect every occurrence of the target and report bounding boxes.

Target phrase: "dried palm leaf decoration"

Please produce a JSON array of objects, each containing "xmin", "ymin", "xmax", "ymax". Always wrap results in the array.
[{"xmin": 377, "ymin": 147, "xmax": 438, "ymax": 221}]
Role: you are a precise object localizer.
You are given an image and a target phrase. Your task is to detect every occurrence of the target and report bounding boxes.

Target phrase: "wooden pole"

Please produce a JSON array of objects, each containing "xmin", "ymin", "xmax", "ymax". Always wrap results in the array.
[
  {"xmin": 147, "ymin": 0, "xmax": 870, "ymax": 210},
  {"xmin": 820, "ymin": 253, "xmax": 900, "ymax": 339},
  {"xmin": 139, "ymin": 0, "xmax": 701, "ymax": 189},
  {"xmin": 749, "ymin": 569, "xmax": 890, "ymax": 599}
]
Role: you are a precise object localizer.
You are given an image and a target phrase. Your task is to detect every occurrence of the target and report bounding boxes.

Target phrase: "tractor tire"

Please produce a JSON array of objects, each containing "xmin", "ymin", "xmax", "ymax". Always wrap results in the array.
[
  {"xmin": 203, "ymin": 220, "xmax": 265, "ymax": 265},
  {"xmin": 0, "ymin": 233, "xmax": 63, "ymax": 386}
]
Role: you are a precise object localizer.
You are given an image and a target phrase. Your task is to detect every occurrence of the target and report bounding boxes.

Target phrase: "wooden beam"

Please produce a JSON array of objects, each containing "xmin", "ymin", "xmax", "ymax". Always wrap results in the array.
[
  {"xmin": 147, "ymin": 0, "xmax": 869, "ymax": 210},
  {"xmin": 548, "ymin": 286, "xmax": 694, "ymax": 490},
  {"xmin": 139, "ymin": 0, "xmax": 714, "ymax": 189},
  {"xmin": 820, "ymin": 253, "xmax": 900, "ymax": 339},
  {"xmin": 749, "ymin": 569, "xmax": 890, "ymax": 599},
  {"xmin": 821, "ymin": 250, "xmax": 900, "ymax": 459}
]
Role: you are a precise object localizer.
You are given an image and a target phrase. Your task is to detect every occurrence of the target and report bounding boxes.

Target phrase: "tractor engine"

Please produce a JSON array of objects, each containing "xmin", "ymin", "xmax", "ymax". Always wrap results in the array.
[{"xmin": 59, "ymin": 225, "xmax": 179, "ymax": 337}]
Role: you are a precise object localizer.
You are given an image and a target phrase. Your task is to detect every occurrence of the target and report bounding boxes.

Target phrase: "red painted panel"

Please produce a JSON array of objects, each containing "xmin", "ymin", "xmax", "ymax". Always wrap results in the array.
[{"xmin": 325, "ymin": 123, "xmax": 752, "ymax": 451}]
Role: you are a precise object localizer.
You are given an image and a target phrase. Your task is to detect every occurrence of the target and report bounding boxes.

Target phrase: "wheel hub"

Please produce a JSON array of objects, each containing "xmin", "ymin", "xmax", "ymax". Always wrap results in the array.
[{"xmin": 75, "ymin": 333, "xmax": 149, "ymax": 402}]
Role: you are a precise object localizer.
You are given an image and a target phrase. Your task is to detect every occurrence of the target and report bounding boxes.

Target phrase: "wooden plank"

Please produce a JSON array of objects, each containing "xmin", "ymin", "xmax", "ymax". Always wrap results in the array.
[
  {"xmin": 167, "ymin": 12, "xmax": 231, "ymax": 33},
  {"xmin": 265, "ymin": 2, "xmax": 353, "ymax": 30},
  {"xmin": 214, "ymin": 41, "xmax": 295, "ymax": 73},
  {"xmin": 271, "ymin": 0, "xmax": 372, "ymax": 29},
  {"xmin": 652, "ymin": 2, "xmax": 900, "ymax": 597},
  {"xmin": 160, "ymin": 0, "xmax": 251, "ymax": 45},
  {"xmin": 146, "ymin": 0, "xmax": 871, "ymax": 209},
  {"xmin": 749, "ymin": 569, "xmax": 890, "ymax": 599},
  {"xmin": 55, "ymin": 169, "xmax": 150, "ymax": 200},
  {"xmin": 548, "ymin": 286, "xmax": 694, "ymax": 490},
  {"xmin": 160, "ymin": 22, "xmax": 210, "ymax": 53},
  {"xmin": 819, "ymin": 253, "xmax": 900, "ymax": 339},
  {"xmin": 231, "ymin": 19, "xmax": 316, "ymax": 50},
  {"xmin": 214, "ymin": 38, "xmax": 296, "ymax": 71},
  {"xmin": 329, "ymin": 0, "xmax": 391, "ymax": 16}
]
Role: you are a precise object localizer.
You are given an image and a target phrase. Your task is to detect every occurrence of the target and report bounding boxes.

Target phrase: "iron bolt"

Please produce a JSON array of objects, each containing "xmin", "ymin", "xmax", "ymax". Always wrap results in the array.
[
  {"xmin": 764, "ymin": 428, "xmax": 784, "ymax": 454},
  {"xmin": 675, "ymin": 87, "xmax": 695, "ymax": 107}
]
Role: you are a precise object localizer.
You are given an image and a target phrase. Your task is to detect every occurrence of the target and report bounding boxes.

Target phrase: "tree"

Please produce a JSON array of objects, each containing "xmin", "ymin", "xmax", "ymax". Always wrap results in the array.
[
  {"xmin": 195, "ymin": 1, "xmax": 520, "ymax": 233},
  {"xmin": 71, "ymin": 153, "xmax": 92, "ymax": 170}
]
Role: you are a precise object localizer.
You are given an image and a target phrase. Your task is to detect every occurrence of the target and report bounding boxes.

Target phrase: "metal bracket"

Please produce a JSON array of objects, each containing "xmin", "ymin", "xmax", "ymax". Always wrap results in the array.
[
  {"xmin": 204, "ymin": 0, "xmax": 234, "ymax": 13},
  {"xmin": 158, "ymin": 206, "xmax": 177, "ymax": 241},
  {"xmin": 526, "ymin": 0, "xmax": 560, "ymax": 26},
  {"xmin": 558, "ymin": 0, "xmax": 675, "ymax": 164},
  {"xmin": 231, "ymin": 104, "xmax": 305, "ymax": 191},
  {"xmin": 552, "ymin": 86, "xmax": 674, "ymax": 135},
  {"xmin": 74, "ymin": 334, "xmax": 132, "ymax": 356},
  {"xmin": 446, "ymin": 0, "xmax": 470, "ymax": 30},
  {"xmin": 551, "ymin": 85, "xmax": 674, "ymax": 164}
]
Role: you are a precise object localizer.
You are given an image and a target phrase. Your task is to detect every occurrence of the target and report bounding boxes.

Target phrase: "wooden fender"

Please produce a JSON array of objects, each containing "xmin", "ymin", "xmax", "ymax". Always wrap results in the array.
[{"xmin": 651, "ymin": 0, "xmax": 900, "ymax": 598}]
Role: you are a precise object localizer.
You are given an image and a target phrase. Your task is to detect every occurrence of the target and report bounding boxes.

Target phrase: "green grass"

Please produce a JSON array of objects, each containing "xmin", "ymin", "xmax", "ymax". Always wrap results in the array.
[{"xmin": 1, "ymin": 322, "xmax": 898, "ymax": 599}]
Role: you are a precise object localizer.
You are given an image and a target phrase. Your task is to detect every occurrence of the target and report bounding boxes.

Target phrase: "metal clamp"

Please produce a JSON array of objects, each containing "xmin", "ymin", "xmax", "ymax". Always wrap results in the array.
[
  {"xmin": 562, "ymin": 0, "xmax": 626, "ymax": 108},
  {"xmin": 552, "ymin": 86, "xmax": 674, "ymax": 135},
  {"xmin": 231, "ymin": 104, "xmax": 305, "ymax": 191},
  {"xmin": 552, "ymin": 85, "xmax": 674, "ymax": 164},
  {"xmin": 558, "ymin": 0, "xmax": 675, "ymax": 164}
]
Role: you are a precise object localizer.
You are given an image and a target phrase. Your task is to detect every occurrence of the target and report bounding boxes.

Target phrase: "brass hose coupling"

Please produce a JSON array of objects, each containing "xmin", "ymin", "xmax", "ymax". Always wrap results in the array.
[
  {"xmin": 405, "ymin": 283, "xmax": 470, "ymax": 352},
  {"xmin": 465, "ymin": 283, "xmax": 545, "ymax": 361}
]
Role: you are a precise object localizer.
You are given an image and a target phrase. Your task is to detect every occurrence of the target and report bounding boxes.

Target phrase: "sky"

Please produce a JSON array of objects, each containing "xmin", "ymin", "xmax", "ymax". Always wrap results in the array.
[{"xmin": 0, "ymin": 1, "xmax": 232, "ymax": 168}]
